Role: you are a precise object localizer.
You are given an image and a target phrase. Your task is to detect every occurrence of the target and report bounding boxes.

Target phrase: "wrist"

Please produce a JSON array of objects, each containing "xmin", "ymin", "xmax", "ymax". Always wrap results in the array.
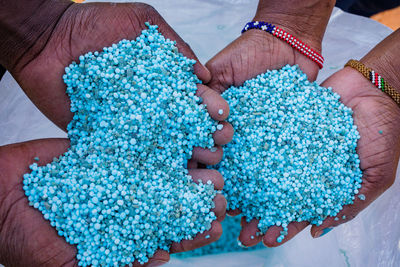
[
  {"xmin": 360, "ymin": 30, "xmax": 400, "ymax": 95},
  {"xmin": 0, "ymin": 0, "xmax": 73, "ymax": 72},
  {"xmin": 253, "ymin": 0, "xmax": 335, "ymax": 53}
]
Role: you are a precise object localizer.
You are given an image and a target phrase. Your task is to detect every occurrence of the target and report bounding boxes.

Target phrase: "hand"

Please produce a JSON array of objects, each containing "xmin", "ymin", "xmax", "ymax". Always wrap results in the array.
[
  {"xmin": 204, "ymin": 0, "xmax": 335, "ymax": 247},
  {"xmin": 6, "ymin": 1, "xmax": 221, "ymax": 129},
  {"xmin": 7, "ymin": 0, "xmax": 233, "ymax": 167},
  {"xmin": 205, "ymin": 0, "xmax": 335, "ymax": 93},
  {"xmin": 0, "ymin": 139, "xmax": 227, "ymax": 266},
  {"xmin": 238, "ymin": 66, "xmax": 400, "ymax": 247},
  {"xmin": 238, "ymin": 27, "xmax": 400, "ymax": 247}
]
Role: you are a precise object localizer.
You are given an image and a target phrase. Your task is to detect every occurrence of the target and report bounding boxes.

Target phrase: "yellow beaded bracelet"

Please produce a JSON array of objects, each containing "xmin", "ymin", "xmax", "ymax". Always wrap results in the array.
[{"xmin": 345, "ymin": 59, "xmax": 400, "ymax": 107}]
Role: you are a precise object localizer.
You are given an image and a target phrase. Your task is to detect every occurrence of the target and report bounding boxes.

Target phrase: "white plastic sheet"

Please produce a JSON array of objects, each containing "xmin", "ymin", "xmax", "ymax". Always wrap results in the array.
[{"xmin": 0, "ymin": 1, "xmax": 399, "ymax": 266}]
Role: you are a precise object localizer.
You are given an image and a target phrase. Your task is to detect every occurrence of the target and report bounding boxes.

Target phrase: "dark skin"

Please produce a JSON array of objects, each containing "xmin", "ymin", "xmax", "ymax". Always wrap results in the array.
[
  {"xmin": 1, "ymin": 0, "xmax": 400, "ymax": 264},
  {"xmin": 240, "ymin": 64, "xmax": 400, "ymax": 247},
  {"xmin": 3, "ymin": 0, "xmax": 234, "ymax": 165},
  {"xmin": 204, "ymin": 3, "xmax": 333, "ymax": 239},
  {"xmin": 209, "ymin": 8, "xmax": 400, "ymax": 247},
  {"xmin": 0, "ymin": 139, "xmax": 227, "ymax": 266},
  {"xmin": 206, "ymin": 0, "xmax": 335, "ymax": 93},
  {"xmin": 2, "ymin": 1, "xmax": 231, "ymax": 131},
  {"xmin": 0, "ymin": 1, "xmax": 234, "ymax": 266},
  {"xmin": 205, "ymin": 0, "xmax": 336, "ymax": 246}
]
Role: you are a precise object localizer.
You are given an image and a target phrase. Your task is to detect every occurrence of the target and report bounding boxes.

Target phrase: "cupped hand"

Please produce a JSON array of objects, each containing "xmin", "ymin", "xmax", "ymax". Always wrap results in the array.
[
  {"xmin": 10, "ymin": 2, "xmax": 233, "ymax": 146},
  {"xmin": 9, "ymin": 0, "xmax": 232, "ymax": 208},
  {"xmin": 2, "ymin": 4, "xmax": 233, "ymax": 265},
  {"xmin": 12, "ymin": 2, "xmax": 204, "ymax": 128},
  {"xmin": 0, "ymin": 139, "xmax": 227, "ymax": 266},
  {"xmin": 238, "ymin": 66, "xmax": 400, "ymax": 247},
  {"xmin": 205, "ymin": 1, "xmax": 333, "ymax": 248}
]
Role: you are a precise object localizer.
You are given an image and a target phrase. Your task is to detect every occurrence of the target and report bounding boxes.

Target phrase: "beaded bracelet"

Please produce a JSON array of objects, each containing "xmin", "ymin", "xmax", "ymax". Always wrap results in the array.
[
  {"xmin": 241, "ymin": 21, "xmax": 324, "ymax": 69},
  {"xmin": 345, "ymin": 59, "xmax": 400, "ymax": 107}
]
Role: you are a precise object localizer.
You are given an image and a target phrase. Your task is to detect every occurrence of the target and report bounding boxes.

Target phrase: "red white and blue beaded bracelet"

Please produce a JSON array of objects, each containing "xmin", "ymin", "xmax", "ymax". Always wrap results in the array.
[{"xmin": 242, "ymin": 21, "xmax": 324, "ymax": 69}]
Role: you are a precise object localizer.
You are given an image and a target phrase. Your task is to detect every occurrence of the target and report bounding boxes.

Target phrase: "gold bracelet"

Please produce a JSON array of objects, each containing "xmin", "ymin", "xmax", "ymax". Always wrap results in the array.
[{"xmin": 345, "ymin": 59, "xmax": 400, "ymax": 107}]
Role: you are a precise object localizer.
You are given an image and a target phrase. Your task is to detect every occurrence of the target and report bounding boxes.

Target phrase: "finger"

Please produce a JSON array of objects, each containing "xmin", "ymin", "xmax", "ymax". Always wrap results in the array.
[
  {"xmin": 188, "ymin": 169, "xmax": 224, "ymax": 190},
  {"xmin": 196, "ymin": 84, "xmax": 230, "ymax": 121},
  {"xmin": 132, "ymin": 249, "xmax": 170, "ymax": 267},
  {"xmin": 187, "ymin": 159, "xmax": 198, "ymax": 169},
  {"xmin": 153, "ymin": 14, "xmax": 211, "ymax": 83},
  {"xmin": 262, "ymin": 221, "xmax": 309, "ymax": 247},
  {"xmin": 310, "ymin": 205, "xmax": 359, "ymax": 238},
  {"xmin": 239, "ymin": 218, "xmax": 262, "ymax": 247},
  {"xmin": 170, "ymin": 220, "xmax": 223, "ymax": 253},
  {"xmin": 212, "ymin": 121, "xmax": 234, "ymax": 146},
  {"xmin": 191, "ymin": 146, "xmax": 223, "ymax": 165},
  {"xmin": 0, "ymin": 138, "xmax": 77, "ymax": 265},
  {"xmin": 227, "ymin": 208, "xmax": 241, "ymax": 216},
  {"xmin": 188, "ymin": 169, "xmax": 226, "ymax": 220},
  {"xmin": 212, "ymin": 194, "xmax": 227, "ymax": 222}
]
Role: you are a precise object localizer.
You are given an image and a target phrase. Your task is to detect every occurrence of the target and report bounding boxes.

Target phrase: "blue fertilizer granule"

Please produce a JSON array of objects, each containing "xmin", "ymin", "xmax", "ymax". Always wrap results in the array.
[
  {"xmin": 216, "ymin": 65, "xmax": 363, "ymax": 243},
  {"xmin": 23, "ymin": 23, "xmax": 218, "ymax": 266},
  {"xmin": 175, "ymin": 215, "xmax": 264, "ymax": 258}
]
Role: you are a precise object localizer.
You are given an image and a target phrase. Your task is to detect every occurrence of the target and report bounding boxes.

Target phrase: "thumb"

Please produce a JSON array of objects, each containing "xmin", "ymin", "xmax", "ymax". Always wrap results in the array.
[{"xmin": 0, "ymin": 138, "xmax": 70, "ymax": 192}]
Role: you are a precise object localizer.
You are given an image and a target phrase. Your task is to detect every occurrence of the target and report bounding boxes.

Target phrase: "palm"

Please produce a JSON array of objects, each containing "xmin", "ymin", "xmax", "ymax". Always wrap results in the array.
[
  {"xmin": 0, "ymin": 139, "xmax": 173, "ymax": 266},
  {"xmin": 0, "ymin": 139, "xmax": 78, "ymax": 266},
  {"xmin": 309, "ymin": 67, "xmax": 400, "ymax": 234},
  {"xmin": 206, "ymin": 30, "xmax": 320, "ymax": 93},
  {"xmin": 205, "ymin": 26, "xmax": 323, "ymax": 246},
  {"xmin": 12, "ymin": 2, "xmax": 210, "ymax": 130},
  {"xmin": 11, "ymin": 1, "xmax": 232, "ymax": 164},
  {"xmin": 240, "ymin": 67, "xmax": 400, "ymax": 247},
  {"xmin": 0, "ymin": 137, "xmax": 228, "ymax": 266}
]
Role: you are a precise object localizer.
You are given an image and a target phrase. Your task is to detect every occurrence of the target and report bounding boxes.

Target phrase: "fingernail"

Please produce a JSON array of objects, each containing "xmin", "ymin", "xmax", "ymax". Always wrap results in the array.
[
  {"xmin": 148, "ymin": 260, "xmax": 168, "ymax": 267},
  {"xmin": 315, "ymin": 227, "xmax": 333, "ymax": 238}
]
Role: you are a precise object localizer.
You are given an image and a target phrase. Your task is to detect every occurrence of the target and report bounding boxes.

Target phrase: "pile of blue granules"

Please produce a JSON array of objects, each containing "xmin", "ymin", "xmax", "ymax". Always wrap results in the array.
[
  {"xmin": 217, "ymin": 65, "xmax": 362, "ymax": 243},
  {"xmin": 23, "ymin": 24, "xmax": 218, "ymax": 266}
]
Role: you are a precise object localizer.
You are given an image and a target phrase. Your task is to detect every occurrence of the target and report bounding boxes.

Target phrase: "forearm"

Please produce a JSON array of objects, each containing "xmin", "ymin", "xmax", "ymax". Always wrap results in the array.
[
  {"xmin": 0, "ymin": 0, "xmax": 73, "ymax": 72},
  {"xmin": 360, "ymin": 28, "xmax": 400, "ymax": 93},
  {"xmin": 254, "ymin": 0, "xmax": 336, "ymax": 52}
]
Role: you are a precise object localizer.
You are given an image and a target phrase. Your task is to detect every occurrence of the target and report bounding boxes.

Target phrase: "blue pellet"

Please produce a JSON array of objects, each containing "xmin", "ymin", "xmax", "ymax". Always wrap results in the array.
[
  {"xmin": 214, "ymin": 65, "xmax": 363, "ymax": 242},
  {"xmin": 23, "ymin": 24, "xmax": 218, "ymax": 266}
]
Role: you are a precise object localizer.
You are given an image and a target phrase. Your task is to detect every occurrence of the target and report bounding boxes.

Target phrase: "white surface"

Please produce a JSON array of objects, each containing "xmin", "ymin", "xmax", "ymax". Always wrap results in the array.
[{"xmin": 0, "ymin": 1, "xmax": 399, "ymax": 267}]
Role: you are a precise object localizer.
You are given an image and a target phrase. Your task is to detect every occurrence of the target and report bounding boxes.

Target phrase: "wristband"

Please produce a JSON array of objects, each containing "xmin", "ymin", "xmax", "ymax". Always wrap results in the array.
[
  {"xmin": 241, "ymin": 21, "xmax": 324, "ymax": 69},
  {"xmin": 345, "ymin": 59, "xmax": 400, "ymax": 107}
]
